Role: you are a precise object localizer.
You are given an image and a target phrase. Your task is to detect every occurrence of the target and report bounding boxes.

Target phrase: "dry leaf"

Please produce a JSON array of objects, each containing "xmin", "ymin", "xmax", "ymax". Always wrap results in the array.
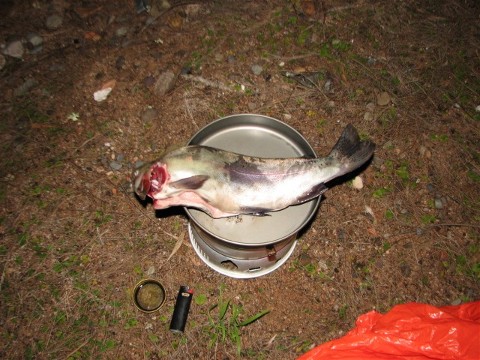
[{"xmin": 167, "ymin": 230, "xmax": 185, "ymax": 261}]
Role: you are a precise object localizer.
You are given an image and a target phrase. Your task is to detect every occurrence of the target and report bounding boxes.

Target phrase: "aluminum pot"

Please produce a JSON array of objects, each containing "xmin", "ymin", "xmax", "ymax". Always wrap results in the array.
[{"xmin": 185, "ymin": 114, "xmax": 320, "ymax": 278}]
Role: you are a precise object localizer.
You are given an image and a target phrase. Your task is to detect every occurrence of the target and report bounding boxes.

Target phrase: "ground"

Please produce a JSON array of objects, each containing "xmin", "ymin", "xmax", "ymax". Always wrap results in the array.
[{"xmin": 0, "ymin": 0, "xmax": 479, "ymax": 359}]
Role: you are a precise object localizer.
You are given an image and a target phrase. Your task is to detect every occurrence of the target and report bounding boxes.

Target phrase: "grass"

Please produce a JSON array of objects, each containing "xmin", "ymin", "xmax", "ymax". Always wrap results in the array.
[{"xmin": 205, "ymin": 289, "xmax": 270, "ymax": 355}]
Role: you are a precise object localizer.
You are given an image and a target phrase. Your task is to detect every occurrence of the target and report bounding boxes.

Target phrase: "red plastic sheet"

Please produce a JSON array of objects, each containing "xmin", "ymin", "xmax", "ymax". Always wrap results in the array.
[{"xmin": 298, "ymin": 301, "xmax": 480, "ymax": 360}]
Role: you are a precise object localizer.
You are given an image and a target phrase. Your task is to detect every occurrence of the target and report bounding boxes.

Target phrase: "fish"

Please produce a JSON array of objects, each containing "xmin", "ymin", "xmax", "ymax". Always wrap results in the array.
[{"xmin": 133, "ymin": 124, "xmax": 375, "ymax": 218}]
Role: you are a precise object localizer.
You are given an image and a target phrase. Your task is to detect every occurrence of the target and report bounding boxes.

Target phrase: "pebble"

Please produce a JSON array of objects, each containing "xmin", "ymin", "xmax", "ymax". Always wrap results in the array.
[
  {"xmin": 475, "ymin": 105, "xmax": 480, "ymax": 112},
  {"xmin": 366, "ymin": 102, "xmax": 375, "ymax": 112},
  {"xmin": 116, "ymin": 27, "xmax": 128, "ymax": 37},
  {"xmin": 434, "ymin": 198, "xmax": 443, "ymax": 209},
  {"xmin": 2, "ymin": 40, "xmax": 24, "ymax": 59},
  {"xmin": 134, "ymin": 161, "xmax": 145, "ymax": 169},
  {"xmin": 26, "ymin": 33, "xmax": 43, "ymax": 48},
  {"xmin": 145, "ymin": 265, "xmax": 155, "ymax": 276},
  {"xmin": 451, "ymin": 298, "xmax": 462, "ymax": 306},
  {"xmin": 227, "ymin": 55, "xmax": 236, "ymax": 64},
  {"xmin": 26, "ymin": 33, "xmax": 43, "ymax": 53},
  {"xmin": 153, "ymin": 70, "xmax": 176, "ymax": 96},
  {"xmin": 363, "ymin": 112, "xmax": 374, "ymax": 121},
  {"xmin": 251, "ymin": 64, "xmax": 263, "ymax": 75},
  {"xmin": 214, "ymin": 53, "xmax": 224, "ymax": 62},
  {"xmin": 45, "ymin": 14, "xmax": 63, "ymax": 30},
  {"xmin": 116, "ymin": 154, "xmax": 125, "ymax": 162},
  {"xmin": 352, "ymin": 176, "xmax": 364, "ymax": 189},
  {"xmin": 324, "ymin": 79, "xmax": 332, "ymax": 92},
  {"xmin": 141, "ymin": 107, "xmax": 158, "ymax": 123},
  {"xmin": 109, "ymin": 161, "xmax": 123, "ymax": 171},
  {"xmin": 376, "ymin": 91, "xmax": 391, "ymax": 106}
]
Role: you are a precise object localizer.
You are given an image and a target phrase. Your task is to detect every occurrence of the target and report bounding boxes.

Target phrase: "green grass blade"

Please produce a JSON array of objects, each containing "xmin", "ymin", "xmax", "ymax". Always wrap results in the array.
[{"xmin": 238, "ymin": 309, "xmax": 270, "ymax": 327}]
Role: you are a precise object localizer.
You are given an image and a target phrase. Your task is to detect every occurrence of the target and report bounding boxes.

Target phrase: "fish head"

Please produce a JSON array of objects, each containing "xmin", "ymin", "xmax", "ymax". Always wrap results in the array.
[{"xmin": 133, "ymin": 162, "xmax": 168, "ymax": 200}]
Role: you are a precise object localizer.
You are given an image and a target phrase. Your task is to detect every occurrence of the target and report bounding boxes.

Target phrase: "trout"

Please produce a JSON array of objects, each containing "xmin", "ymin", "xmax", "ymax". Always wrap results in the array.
[{"xmin": 133, "ymin": 124, "xmax": 375, "ymax": 218}]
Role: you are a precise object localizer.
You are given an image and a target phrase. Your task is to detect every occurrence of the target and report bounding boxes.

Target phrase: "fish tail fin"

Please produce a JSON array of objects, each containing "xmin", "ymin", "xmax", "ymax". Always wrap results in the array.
[{"xmin": 328, "ymin": 124, "xmax": 375, "ymax": 176}]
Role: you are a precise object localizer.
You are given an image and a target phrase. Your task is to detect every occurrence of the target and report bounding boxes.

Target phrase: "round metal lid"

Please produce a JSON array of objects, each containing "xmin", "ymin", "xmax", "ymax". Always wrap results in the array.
[{"xmin": 185, "ymin": 114, "xmax": 320, "ymax": 246}]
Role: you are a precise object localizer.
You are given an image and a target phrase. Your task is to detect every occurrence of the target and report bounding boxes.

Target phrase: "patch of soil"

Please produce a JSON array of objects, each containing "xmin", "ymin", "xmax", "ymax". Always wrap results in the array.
[{"xmin": 1, "ymin": 0, "xmax": 479, "ymax": 359}]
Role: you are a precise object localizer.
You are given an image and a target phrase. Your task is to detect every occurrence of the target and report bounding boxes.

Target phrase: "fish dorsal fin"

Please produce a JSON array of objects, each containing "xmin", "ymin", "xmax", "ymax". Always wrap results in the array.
[{"xmin": 170, "ymin": 175, "xmax": 209, "ymax": 190}]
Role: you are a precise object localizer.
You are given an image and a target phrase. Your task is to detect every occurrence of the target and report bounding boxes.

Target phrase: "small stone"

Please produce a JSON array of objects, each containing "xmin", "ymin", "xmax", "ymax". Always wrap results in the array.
[
  {"xmin": 283, "ymin": 113, "xmax": 292, "ymax": 120},
  {"xmin": 26, "ymin": 33, "xmax": 43, "ymax": 49},
  {"xmin": 145, "ymin": 265, "xmax": 155, "ymax": 276},
  {"xmin": 116, "ymin": 154, "xmax": 125, "ymax": 162},
  {"xmin": 45, "ymin": 14, "xmax": 63, "ymax": 30},
  {"xmin": 251, "ymin": 64, "xmax": 263, "ymax": 76},
  {"xmin": 214, "ymin": 53, "xmax": 224, "ymax": 62},
  {"xmin": 363, "ymin": 111, "xmax": 374, "ymax": 121},
  {"xmin": 475, "ymin": 105, "xmax": 480, "ymax": 112},
  {"xmin": 376, "ymin": 91, "xmax": 391, "ymax": 106},
  {"xmin": 451, "ymin": 298, "xmax": 462, "ymax": 306},
  {"xmin": 153, "ymin": 70, "xmax": 176, "ymax": 96},
  {"xmin": 26, "ymin": 33, "xmax": 43, "ymax": 54},
  {"xmin": 141, "ymin": 108, "xmax": 158, "ymax": 123},
  {"xmin": 324, "ymin": 79, "xmax": 332, "ymax": 92},
  {"xmin": 434, "ymin": 197, "xmax": 444, "ymax": 209},
  {"xmin": 116, "ymin": 27, "xmax": 128, "ymax": 37},
  {"xmin": 351, "ymin": 176, "xmax": 364, "ymax": 189},
  {"xmin": 227, "ymin": 55, "xmax": 236, "ymax": 64},
  {"xmin": 3, "ymin": 40, "xmax": 24, "ymax": 59},
  {"xmin": 366, "ymin": 102, "xmax": 375, "ymax": 112},
  {"xmin": 134, "ymin": 161, "xmax": 145, "ymax": 169},
  {"xmin": 109, "ymin": 161, "xmax": 122, "ymax": 171},
  {"xmin": 327, "ymin": 100, "xmax": 335, "ymax": 108},
  {"xmin": 426, "ymin": 183, "xmax": 435, "ymax": 193}
]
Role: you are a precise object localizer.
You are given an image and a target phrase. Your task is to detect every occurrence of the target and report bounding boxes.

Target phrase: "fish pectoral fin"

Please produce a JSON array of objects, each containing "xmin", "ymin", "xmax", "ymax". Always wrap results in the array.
[
  {"xmin": 295, "ymin": 183, "xmax": 328, "ymax": 204},
  {"xmin": 169, "ymin": 175, "xmax": 210, "ymax": 190},
  {"xmin": 251, "ymin": 212, "xmax": 271, "ymax": 217},
  {"xmin": 239, "ymin": 206, "xmax": 272, "ymax": 217}
]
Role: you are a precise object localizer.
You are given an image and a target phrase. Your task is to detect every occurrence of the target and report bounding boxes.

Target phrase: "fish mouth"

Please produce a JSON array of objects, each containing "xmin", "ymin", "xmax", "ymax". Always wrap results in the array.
[{"xmin": 133, "ymin": 163, "xmax": 166, "ymax": 200}]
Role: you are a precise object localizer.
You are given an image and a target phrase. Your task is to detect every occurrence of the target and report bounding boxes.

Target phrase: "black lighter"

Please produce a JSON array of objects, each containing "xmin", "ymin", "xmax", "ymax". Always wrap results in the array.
[{"xmin": 169, "ymin": 285, "xmax": 194, "ymax": 333}]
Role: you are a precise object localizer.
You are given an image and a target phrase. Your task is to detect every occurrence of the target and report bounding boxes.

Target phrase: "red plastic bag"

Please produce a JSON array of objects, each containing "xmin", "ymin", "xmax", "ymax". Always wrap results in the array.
[{"xmin": 298, "ymin": 301, "xmax": 480, "ymax": 360}]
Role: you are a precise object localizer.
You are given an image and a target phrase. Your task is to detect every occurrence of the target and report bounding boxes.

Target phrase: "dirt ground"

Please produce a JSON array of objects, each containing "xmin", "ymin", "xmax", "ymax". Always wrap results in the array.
[{"xmin": 1, "ymin": 0, "xmax": 479, "ymax": 359}]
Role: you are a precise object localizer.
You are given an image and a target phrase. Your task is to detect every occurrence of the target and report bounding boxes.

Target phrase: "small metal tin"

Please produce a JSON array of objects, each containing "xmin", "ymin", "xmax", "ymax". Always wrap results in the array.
[
  {"xmin": 170, "ymin": 285, "xmax": 194, "ymax": 333},
  {"xmin": 185, "ymin": 114, "xmax": 321, "ymax": 278},
  {"xmin": 133, "ymin": 279, "xmax": 166, "ymax": 313}
]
